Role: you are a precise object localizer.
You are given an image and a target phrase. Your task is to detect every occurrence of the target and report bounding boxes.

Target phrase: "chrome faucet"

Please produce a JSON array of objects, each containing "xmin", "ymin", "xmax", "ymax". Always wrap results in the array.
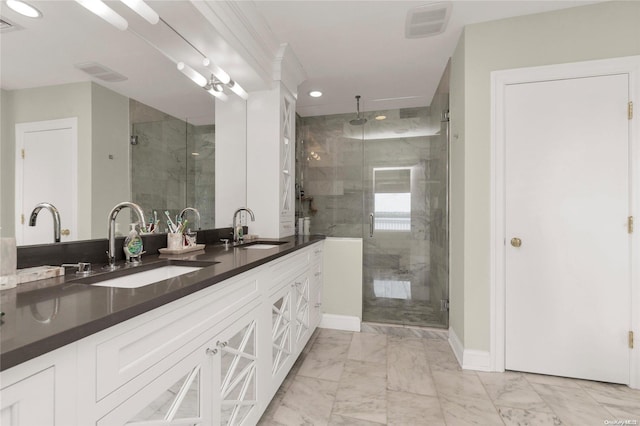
[
  {"xmin": 29, "ymin": 202, "xmax": 61, "ymax": 243},
  {"xmin": 105, "ymin": 202, "xmax": 146, "ymax": 270},
  {"xmin": 177, "ymin": 207, "xmax": 201, "ymax": 230},
  {"xmin": 232, "ymin": 207, "xmax": 255, "ymax": 243}
]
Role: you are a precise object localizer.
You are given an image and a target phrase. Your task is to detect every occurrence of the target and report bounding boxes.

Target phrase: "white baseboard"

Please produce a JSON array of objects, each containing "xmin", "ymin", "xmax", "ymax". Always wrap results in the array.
[
  {"xmin": 319, "ymin": 314, "xmax": 361, "ymax": 332},
  {"xmin": 448, "ymin": 327, "xmax": 492, "ymax": 372}
]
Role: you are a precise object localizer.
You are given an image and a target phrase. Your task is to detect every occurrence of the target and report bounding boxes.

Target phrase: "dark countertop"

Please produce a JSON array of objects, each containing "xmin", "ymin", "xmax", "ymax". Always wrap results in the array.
[{"xmin": 0, "ymin": 235, "xmax": 325, "ymax": 371}]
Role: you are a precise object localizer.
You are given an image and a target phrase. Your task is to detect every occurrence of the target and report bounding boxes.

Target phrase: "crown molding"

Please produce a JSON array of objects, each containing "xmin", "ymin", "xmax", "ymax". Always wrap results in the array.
[{"xmin": 190, "ymin": 1, "xmax": 306, "ymax": 92}]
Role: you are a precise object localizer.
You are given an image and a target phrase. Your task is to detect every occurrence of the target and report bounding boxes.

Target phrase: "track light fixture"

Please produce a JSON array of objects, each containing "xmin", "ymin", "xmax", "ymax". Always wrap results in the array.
[
  {"xmin": 75, "ymin": 0, "xmax": 128, "ymax": 30},
  {"xmin": 205, "ymin": 75, "xmax": 228, "ymax": 101}
]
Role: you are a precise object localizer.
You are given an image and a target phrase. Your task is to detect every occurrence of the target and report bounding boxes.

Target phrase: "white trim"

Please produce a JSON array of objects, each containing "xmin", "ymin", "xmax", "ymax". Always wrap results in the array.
[
  {"xmin": 491, "ymin": 55, "xmax": 640, "ymax": 389},
  {"xmin": 448, "ymin": 326, "xmax": 492, "ymax": 372},
  {"xmin": 15, "ymin": 118, "xmax": 78, "ymax": 245},
  {"xmin": 319, "ymin": 314, "xmax": 361, "ymax": 332}
]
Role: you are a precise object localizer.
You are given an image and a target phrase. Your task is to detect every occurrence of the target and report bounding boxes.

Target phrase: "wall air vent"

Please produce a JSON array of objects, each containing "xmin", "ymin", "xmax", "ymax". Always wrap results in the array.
[
  {"xmin": 74, "ymin": 62, "xmax": 128, "ymax": 83},
  {"xmin": 405, "ymin": 2, "xmax": 452, "ymax": 39}
]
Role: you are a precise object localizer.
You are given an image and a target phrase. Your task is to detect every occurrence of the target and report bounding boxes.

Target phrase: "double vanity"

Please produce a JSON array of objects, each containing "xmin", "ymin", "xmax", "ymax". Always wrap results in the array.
[{"xmin": 0, "ymin": 235, "xmax": 325, "ymax": 425}]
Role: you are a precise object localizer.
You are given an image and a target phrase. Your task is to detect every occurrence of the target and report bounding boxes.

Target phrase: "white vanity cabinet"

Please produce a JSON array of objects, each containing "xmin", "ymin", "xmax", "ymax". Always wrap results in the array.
[
  {"xmin": 0, "ymin": 344, "xmax": 76, "ymax": 426},
  {"xmin": 1, "ymin": 240, "xmax": 324, "ymax": 426}
]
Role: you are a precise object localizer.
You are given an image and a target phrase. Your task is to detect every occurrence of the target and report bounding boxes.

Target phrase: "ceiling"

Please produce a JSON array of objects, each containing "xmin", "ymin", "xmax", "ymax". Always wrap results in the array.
[{"xmin": 1, "ymin": 0, "xmax": 602, "ymax": 122}]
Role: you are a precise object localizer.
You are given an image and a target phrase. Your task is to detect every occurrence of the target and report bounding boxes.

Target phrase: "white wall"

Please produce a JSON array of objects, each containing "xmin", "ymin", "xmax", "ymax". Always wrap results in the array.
[
  {"xmin": 321, "ymin": 237, "xmax": 363, "ymax": 329},
  {"xmin": 450, "ymin": 1, "xmax": 640, "ymax": 352},
  {"xmin": 0, "ymin": 90, "xmax": 12, "ymax": 237}
]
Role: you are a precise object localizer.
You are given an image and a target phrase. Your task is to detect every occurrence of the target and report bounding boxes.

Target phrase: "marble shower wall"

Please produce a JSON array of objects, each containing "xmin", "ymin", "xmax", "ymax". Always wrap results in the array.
[
  {"xmin": 130, "ymin": 100, "xmax": 215, "ymax": 230},
  {"xmin": 297, "ymin": 106, "xmax": 450, "ymax": 327}
]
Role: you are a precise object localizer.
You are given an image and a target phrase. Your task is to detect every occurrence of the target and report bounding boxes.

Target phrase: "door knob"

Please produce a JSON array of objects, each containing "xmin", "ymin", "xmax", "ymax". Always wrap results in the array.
[
  {"xmin": 61, "ymin": 229, "xmax": 70, "ymax": 236},
  {"xmin": 510, "ymin": 237, "xmax": 522, "ymax": 248}
]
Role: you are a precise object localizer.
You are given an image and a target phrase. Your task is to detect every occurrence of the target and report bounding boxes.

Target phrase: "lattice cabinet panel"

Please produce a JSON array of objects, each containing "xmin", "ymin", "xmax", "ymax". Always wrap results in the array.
[
  {"xmin": 271, "ymin": 287, "xmax": 293, "ymax": 377},
  {"xmin": 294, "ymin": 276, "xmax": 310, "ymax": 345},
  {"xmin": 217, "ymin": 319, "xmax": 258, "ymax": 426}
]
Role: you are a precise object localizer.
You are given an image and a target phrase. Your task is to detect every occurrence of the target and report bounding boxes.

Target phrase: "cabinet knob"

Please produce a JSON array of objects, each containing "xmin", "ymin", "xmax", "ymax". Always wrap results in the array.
[
  {"xmin": 206, "ymin": 348, "xmax": 218, "ymax": 356},
  {"xmin": 217, "ymin": 340, "xmax": 228, "ymax": 348},
  {"xmin": 510, "ymin": 237, "xmax": 522, "ymax": 248},
  {"xmin": 314, "ymin": 272, "xmax": 321, "ymax": 277},
  {"xmin": 61, "ymin": 228, "xmax": 70, "ymax": 236},
  {"xmin": 315, "ymin": 303, "xmax": 322, "ymax": 308}
]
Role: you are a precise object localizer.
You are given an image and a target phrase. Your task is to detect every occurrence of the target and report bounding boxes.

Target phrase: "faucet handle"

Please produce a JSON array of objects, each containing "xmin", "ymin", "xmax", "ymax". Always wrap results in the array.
[{"xmin": 62, "ymin": 262, "xmax": 92, "ymax": 276}]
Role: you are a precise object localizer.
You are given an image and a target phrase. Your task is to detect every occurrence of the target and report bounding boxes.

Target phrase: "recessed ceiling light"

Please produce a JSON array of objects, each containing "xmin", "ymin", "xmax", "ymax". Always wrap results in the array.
[
  {"xmin": 375, "ymin": 115, "xmax": 387, "ymax": 121},
  {"xmin": 6, "ymin": 0, "xmax": 42, "ymax": 18},
  {"xmin": 309, "ymin": 90, "xmax": 322, "ymax": 98}
]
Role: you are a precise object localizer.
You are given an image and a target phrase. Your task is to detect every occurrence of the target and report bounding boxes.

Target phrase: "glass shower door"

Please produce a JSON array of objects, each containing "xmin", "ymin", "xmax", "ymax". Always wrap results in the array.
[{"xmin": 361, "ymin": 107, "xmax": 448, "ymax": 328}]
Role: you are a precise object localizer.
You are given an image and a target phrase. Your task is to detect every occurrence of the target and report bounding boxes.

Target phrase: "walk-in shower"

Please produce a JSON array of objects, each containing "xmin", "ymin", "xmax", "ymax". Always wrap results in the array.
[{"xmin": 296, "ymin": 97, "xmax": 450, "ymax": 329}]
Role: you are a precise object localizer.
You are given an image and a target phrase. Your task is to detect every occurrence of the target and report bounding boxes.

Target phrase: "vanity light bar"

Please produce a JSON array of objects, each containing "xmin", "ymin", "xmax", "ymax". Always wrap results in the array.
[
  {"xmin": 228, "ymin": 80, "xmax": 249, "ymax": 100},
  {"xmin": 207, "ymin": 87, "xmax": 228, "ymax": 101},
  {"xmin": 202, "ymin": 58, "xmax": 231, "ymax": 85},
  {"xmin": 203, "ymin": 57, "xmax": 248, "ymax": 100},
  {"xmin": 177, "ymin": 62, "xmax": 208, "ymax": 87},
  {"xmin": 120, "ymin": 0, "xmax": 159, "ymax": 25},
  {"xmin": 75, "ymin": 0, "xmax": 128, "ymax": 31}
]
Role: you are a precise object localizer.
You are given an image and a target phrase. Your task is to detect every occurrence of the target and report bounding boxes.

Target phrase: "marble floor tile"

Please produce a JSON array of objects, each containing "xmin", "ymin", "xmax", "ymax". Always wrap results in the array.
[
  {"xmin": 297, "ymin": 354, "xmax": 346, "ymax": 382},
  {"xmin": 432, "ymin": 370, "xmax": 488, "ymax": 400},
  {"xmin": 498, "ymin": 407, "xmax": 563, "ymax": 426},
  {"xmin": 271, "ymin": 376, "xmax": 339, "ymax": 426},
  {"xmin": 577, "ymin": 380, "xmax": 640, "ymax": 419},
  {"xmin": 386, "ymin": 391, "xmax": 445, "ymax": 426},
  {"xmin": 328, "ymin": 414, "xmax": 385, "ymax": 425},
  {"xmin": 477, "ymin": 371, "xmax": 553, "ymax": 412},
  {"xmin": 361, "ymin": 322, "xmax": 447, "ymax": 340},
  {"xmin": 347, "ymin": 332, "xmax": 387, "ymax": 364},
  {"xmin": 316, "ymin": 328, "xmax": 355, "ymax": 342},
  {"xmin": 531, "ymin": 383, "xmax": 616, "ymax": 425},
  {"xmin": 522, "ymin": 372, "xmax": 583, "ymax": 389},
  {"xmin": 387, "ymin": 337, "xmax": 437, "ymax": 396},
  {"xmin": 439, "ymin": 393, "xmax": 504, "ymax": 426},
  {"xmin": 332, "ymin": 360, "xmax": 387, "ymax": 424}
]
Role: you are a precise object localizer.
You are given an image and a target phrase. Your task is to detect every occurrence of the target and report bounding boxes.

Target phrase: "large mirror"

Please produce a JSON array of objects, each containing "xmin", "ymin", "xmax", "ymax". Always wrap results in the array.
[{"xmin": 0, "ymin": 1, "xmax": 246, "ymax": 245}]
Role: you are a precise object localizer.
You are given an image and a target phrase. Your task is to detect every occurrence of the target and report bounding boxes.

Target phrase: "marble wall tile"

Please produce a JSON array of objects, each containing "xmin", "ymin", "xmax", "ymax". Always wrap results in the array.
[{"xmin": 387, "ymin": 391, "xmax": 445, "ymax": 426}]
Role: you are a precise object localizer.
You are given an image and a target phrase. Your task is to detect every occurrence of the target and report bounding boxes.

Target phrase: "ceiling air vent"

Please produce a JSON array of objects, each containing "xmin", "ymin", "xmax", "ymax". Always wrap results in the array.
[
  {"xmin": 74, "ymin": 62, "xmax": 127, "ymax": 83},
  {"xmin": 405, "ymin": 2, "xmax": 452, "ymax": 39},
  {"xmin": 0, "ymin": 16, "xmax": 23, "ymax": 33}
]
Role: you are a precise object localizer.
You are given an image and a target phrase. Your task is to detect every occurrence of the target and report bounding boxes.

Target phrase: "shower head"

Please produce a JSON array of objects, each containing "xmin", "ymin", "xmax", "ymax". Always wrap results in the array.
[{"xmin": 349, "ymin": 95, "xmax": 368, "ymax": 126}]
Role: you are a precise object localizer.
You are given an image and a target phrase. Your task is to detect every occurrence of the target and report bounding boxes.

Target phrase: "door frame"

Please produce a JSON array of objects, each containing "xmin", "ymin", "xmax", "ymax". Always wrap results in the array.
[
  {"xmin": 15, "ymin": 117, "xmax": 78, "ymax": 245},
  {"xmin": 490, "ymin": 56, "xmax": 640, "ymax": 388}
]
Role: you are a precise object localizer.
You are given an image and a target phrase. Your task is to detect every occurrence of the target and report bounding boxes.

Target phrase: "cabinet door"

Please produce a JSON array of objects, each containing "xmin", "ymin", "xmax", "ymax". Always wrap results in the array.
[
  {"xmin": 98, "ymin": 346, "xmax": 212, "ymax": 426},
  {"xmin": 213, "ymin": 308, "xmax": 260, "ymax": 426},
  {"xmin": 293, "ymin": 273, "xmax": 310, "ymax": 348},
  {"xmin": 1, "ymin": 368, "xmax": 55, "ymax": 426},
  {"xmin": 310, "ymin": 259, "xmax": 323, "ymax": 329},
  {"xmin": 270, "ymin": 282, "xmax": 294, "ymax": 386}
]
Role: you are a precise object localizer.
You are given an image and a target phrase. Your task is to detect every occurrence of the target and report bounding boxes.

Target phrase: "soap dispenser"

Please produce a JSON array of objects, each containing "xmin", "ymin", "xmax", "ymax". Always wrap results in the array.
[{"xmin": 123, "ymin": 223, "xmax": 144, "ymax": 263}]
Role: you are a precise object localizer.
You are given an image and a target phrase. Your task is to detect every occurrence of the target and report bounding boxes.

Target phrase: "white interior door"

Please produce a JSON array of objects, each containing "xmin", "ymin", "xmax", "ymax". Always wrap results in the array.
[
  {"xmin": 504, "ymin": 74, "xmax": 631, "ymax": 384},
  {"xmin": 15, "ymin": 118, "xmax": 78, "ymax": 245}
]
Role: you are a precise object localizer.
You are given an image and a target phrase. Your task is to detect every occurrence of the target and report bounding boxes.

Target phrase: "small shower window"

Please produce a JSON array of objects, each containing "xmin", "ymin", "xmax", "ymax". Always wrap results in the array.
[{"xmin": 373, "ymin": 168, "xmax": 411, "ymax": 232}]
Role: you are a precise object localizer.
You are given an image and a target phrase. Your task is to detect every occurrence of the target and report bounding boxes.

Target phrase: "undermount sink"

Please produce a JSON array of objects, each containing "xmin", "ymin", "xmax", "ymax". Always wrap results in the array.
[
  {"xmin": 242, "ymin": 244, "xmax": 280, "ymax": 250},
  {"xmin": 76, "ymin": 261, "xmax": 215, "ymax": 289},
  {"xmin": 240, "ymin": 241, "xmax": 287, "ymax": 250}
]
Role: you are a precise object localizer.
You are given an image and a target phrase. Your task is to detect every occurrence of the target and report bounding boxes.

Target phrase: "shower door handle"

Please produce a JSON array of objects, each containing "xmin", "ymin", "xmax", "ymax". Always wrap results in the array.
[{"xmin": 369, "ymin": 213, "xmax": 374, "ymax": 237}]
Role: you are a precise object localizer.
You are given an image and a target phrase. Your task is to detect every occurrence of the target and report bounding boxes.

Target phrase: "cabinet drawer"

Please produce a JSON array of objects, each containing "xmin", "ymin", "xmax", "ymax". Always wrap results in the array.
[
  {"xmin": 93, "ymin": 273, "xmax": 259, "ymax": 402},
  {"xmin": 310, "ymin": 242, "xmax": 323, "ymax": 265},
  {"xmin": 268, "ymin": 249, "xmax": 309, "ymax": 291}
]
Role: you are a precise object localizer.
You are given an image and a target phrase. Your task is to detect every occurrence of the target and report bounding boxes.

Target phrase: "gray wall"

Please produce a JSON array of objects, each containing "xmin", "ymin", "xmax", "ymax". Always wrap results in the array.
[
  {"xmin": 450, "ymin": 1, "xmax": 640, "ymax": 351},
  {"xmin": 0, "ymin": 82, "xmax": 132, "ymax": 240}
]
